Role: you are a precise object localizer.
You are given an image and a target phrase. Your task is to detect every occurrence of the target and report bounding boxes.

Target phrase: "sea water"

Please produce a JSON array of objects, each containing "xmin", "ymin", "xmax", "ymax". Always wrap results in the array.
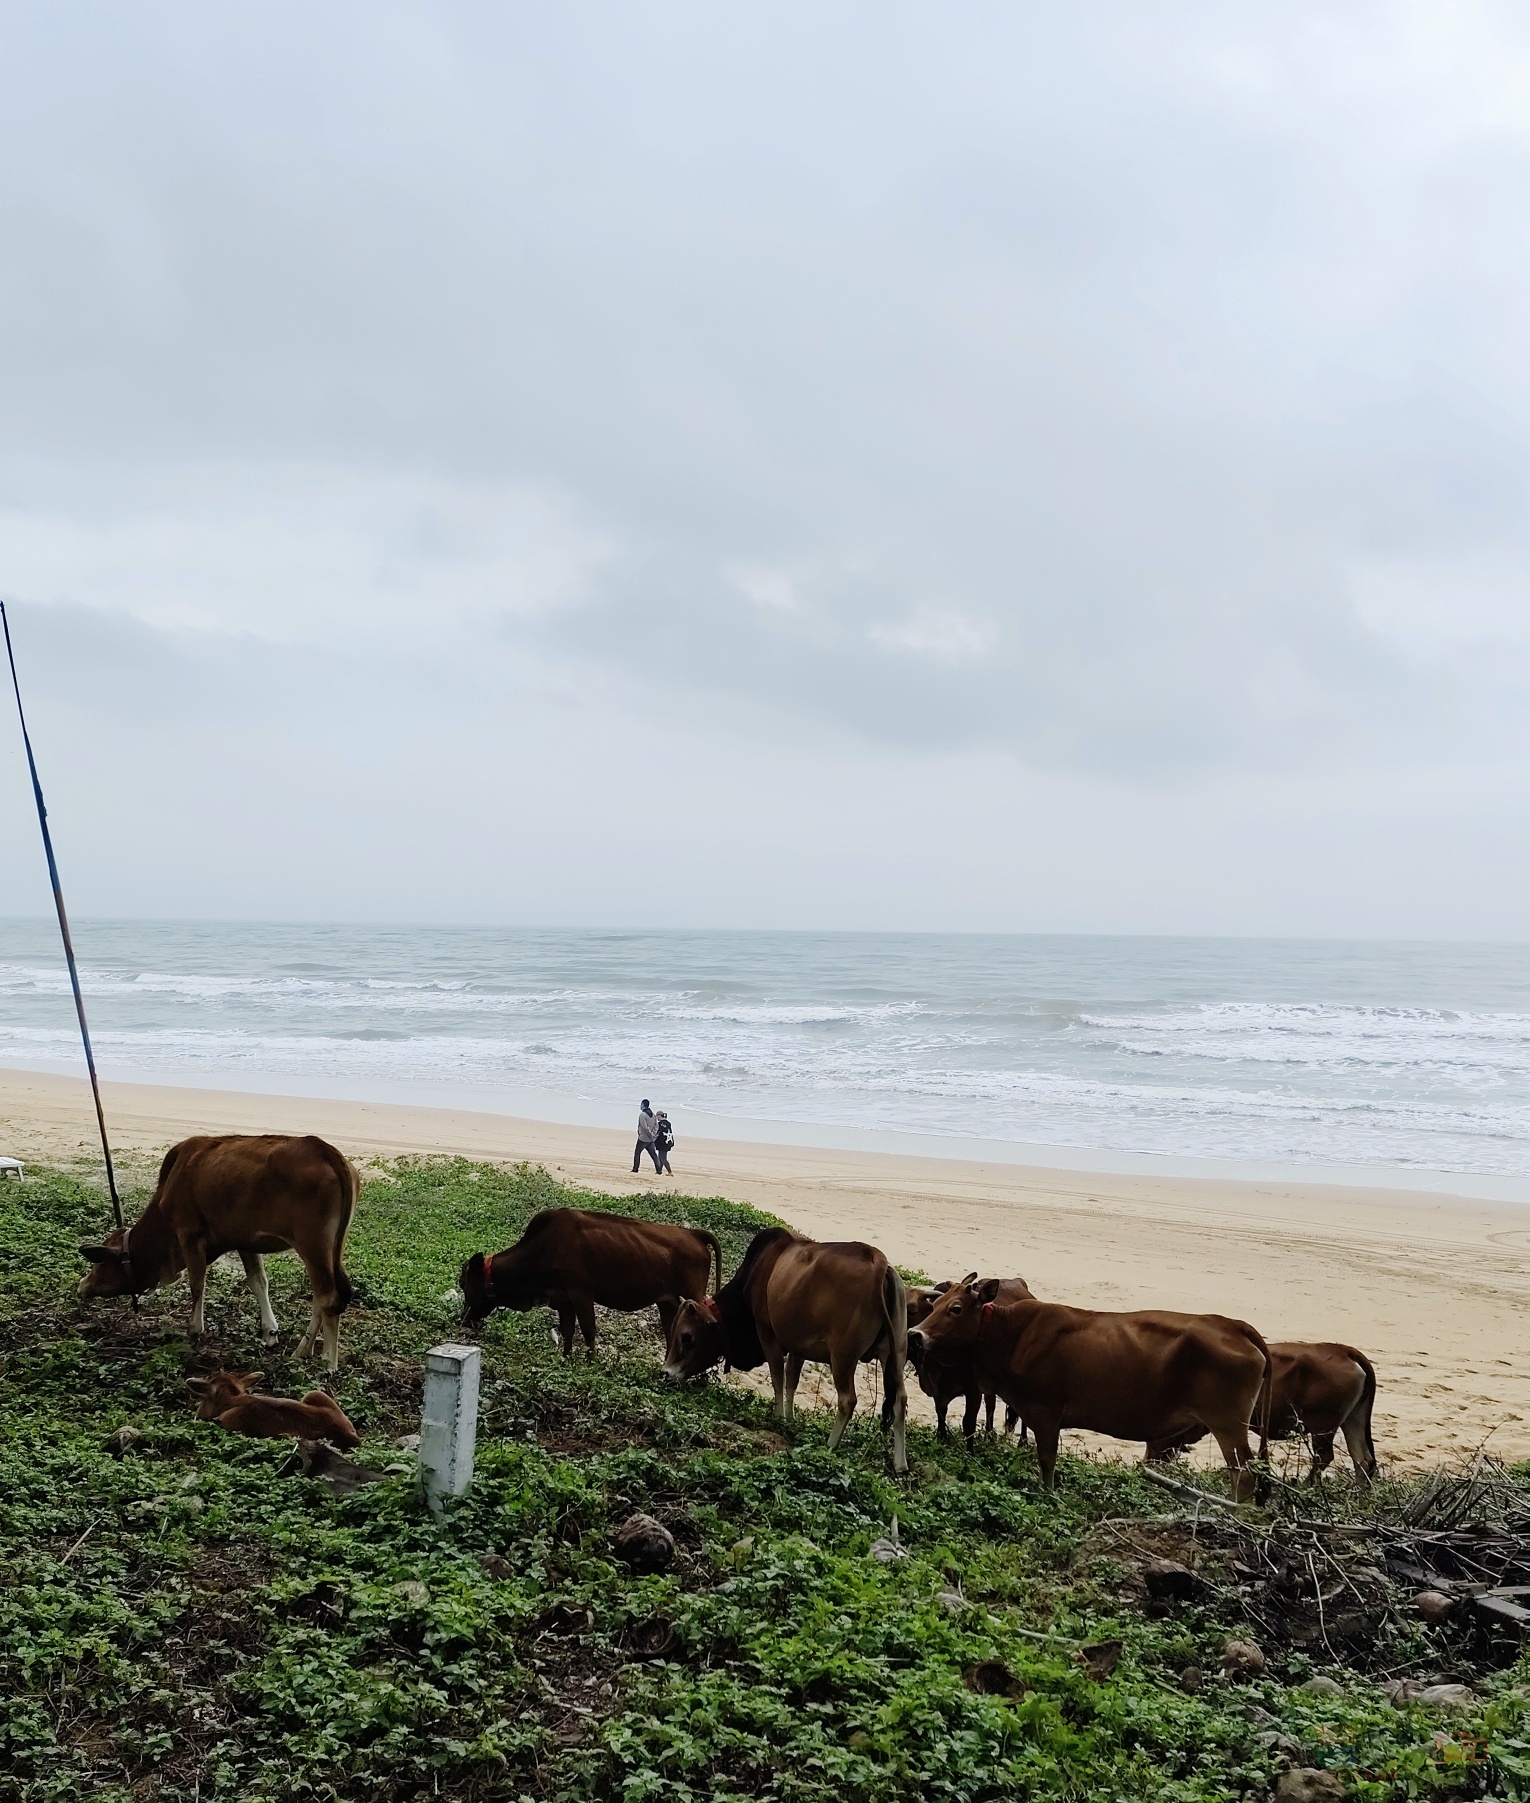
[{"xmin": 2, "ymin": 920, "xmax": 1529, "ymax": 1183}]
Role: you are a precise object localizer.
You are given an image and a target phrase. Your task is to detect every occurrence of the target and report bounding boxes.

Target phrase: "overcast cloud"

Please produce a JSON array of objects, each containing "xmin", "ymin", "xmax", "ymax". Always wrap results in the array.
[{"xmin": 1, "ymin": 2, "xmax": 1529, "ymax": 933}]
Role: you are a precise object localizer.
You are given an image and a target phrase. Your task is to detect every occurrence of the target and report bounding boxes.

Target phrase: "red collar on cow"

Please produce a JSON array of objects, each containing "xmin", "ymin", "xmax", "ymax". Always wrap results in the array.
[
  {"xmin": 483, "ymin": 1250, "xmax": 495, "ymax": 1292},
  {"xmin": 980, "ymin": 1300, "xmax": 995, "ymax": 1327},
  {"xmin": 701, "ymin": 1296, "xmax": 721, "ymax": 1320}
]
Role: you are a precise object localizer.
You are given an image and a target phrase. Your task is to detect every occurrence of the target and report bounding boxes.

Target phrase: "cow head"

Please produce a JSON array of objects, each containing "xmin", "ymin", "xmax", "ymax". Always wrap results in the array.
[
  {"xmin": 459, "ymin": 1252, "xmax": 494, "ymax": 1326},
  {"xmin": 186, "ymin": 1370, "xmax": 263, "ymax": 1420},
  {"xmin": 903, "ymin": 1283, "xmax": 953, "ymax": 1375},
  {"xmin": 662, "ymin": 1296, "xmax": 725, "ymax": 1380},
  {"xmin": 906, "ymin": 1272, "xmax": 981, "ymax": 1364},
  {"xmin": 78, "ymin": 1229, "xmax": 143, "ymax": 1298}
]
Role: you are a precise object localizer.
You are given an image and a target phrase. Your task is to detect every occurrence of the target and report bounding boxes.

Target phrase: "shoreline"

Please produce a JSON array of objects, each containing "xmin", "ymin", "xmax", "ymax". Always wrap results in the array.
[{"xmin": 4, "ymin": 1063, "xmax": 1529, "ymax": 1467}]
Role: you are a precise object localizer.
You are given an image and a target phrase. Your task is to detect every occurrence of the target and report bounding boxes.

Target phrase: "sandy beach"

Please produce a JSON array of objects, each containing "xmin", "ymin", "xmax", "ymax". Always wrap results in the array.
[{"xmin": 4, "ymin": 1063, "xmax": 1528, "ymax": 1470}]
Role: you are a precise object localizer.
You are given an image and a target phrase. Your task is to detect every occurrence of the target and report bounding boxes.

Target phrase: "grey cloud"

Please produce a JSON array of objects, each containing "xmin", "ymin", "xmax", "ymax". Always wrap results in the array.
[{"xmin": 0, "ymin": 3, "xmax": 1528, "ymax": 927}]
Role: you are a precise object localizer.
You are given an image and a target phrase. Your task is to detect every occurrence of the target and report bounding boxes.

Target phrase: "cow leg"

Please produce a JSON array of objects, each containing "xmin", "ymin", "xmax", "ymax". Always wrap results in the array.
[
  {"xmin": 984, "ymin": 1391, "xmax": 997, "ymax": 1434},
  {"xmin": 657, "ymin": 1298, "xmax": 678, "ymax": 1346},
  {"xmin": 1308, "ymin": 1432, "xmax": 1337, "ymax": 1483},
  {"xmin": 934, "ymin": 1395, "xmax": 950, "ymax": 1439},
  {"xmin": 781, "ymin": 1351, "xmax": 806, "ymax": 1424},
  {"xmin": 960, "ymin": 1391, "xmax": 981, "ymax": 1443},
  {"xmin": 825, "ymin": 1348, "xmax": 859, "ymax": 1452},
  {"xmin": 1005, "ymin": 1405, "xmax": 1024, "ymax": 1441},
  {"xmin": 239, "ymin": 1251, "xmax": 281, "ymax": 1346},
  {"xmin": 1029, "ymin": 1413, "xmax": 1061, "ymax": 1489},
  {"xmin": 1340, "ymin": 1416, "xmax": 1377, "ymax": 1484},
  {"xmin": 552, "ymin": 1301, "xmax": 576, "ymax": 1356},
  {"xmin": 573, "ymin": 1294, "xmax": 598, "ymax": 1357},
  {"xmin": 183, "ymin": 1240, "xmax": 209, "ymax": 1337},
  {"xmin": 1210, "ymin": 1425, "xmax": 1258, "ymax": 1504},
  {"xmin": 767, "ymin": 1351, "xmax": 788, "ymax": 1420}
]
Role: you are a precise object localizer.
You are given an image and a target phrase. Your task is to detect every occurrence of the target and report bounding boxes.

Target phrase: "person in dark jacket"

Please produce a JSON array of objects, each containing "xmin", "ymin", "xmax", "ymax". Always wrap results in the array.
[
  {"xmin": 654, "ymin": 1111, "xmax": 674, "ymax": 1176},
  {"xmin": 632, "ymin": 1099, "xmax": 661, "ymax": 1173}
]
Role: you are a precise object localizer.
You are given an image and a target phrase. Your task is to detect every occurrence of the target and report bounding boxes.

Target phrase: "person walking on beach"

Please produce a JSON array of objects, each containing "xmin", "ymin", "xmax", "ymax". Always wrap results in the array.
[
  {"xmin": 654, "ymin": 1110, "xmax": 674, "ymax": 1176},
  {"xmin": 633, "ymin": 1099, "xmax": 661, "ymax": 1173}
]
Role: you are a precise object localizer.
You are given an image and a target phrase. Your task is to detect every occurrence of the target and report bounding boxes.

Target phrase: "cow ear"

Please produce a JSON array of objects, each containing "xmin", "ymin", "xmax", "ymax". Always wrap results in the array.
[
  {"xmin": 465, "ymin": 1252, "xmax": 485, "ymax": 1279},
  {"xmin": 975, "ymin": 1278, "xmax": 998, "ymax": 1302},
  {"xmin": 185, "ymin": 1378, "xmax": 211, "ymax": 1395},
  {"xmin": 960, "ymin": 1271, "xmax": 980, "ymax": 1290},
  {"xmin": 240, "ymin": 1372, "xmax": 264, "ymax": 1388},
  {"xmin": 79, "ymin": 1243, "xmax": 120, "ymax": 1265}
]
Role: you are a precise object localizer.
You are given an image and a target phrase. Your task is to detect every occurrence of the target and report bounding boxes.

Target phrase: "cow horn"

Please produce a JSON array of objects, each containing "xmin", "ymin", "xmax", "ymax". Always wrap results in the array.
[
  {"xmin": 960, "ymin": 1271, "xmax": 980, "ymax": 1289},
  {"xmin": 79, "ymin": 1243, "xmax": 122, "ymax": 1265},
  {"xmin": 185, "ymin": 1378, "xmax": 211, "ymax": 1394}
]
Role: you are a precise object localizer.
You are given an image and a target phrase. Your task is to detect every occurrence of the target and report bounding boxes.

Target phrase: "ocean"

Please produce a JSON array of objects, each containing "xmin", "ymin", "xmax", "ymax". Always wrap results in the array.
[{"xmin": 2, "ymin": 920, "xmax": 1530, "ymax": 1185}]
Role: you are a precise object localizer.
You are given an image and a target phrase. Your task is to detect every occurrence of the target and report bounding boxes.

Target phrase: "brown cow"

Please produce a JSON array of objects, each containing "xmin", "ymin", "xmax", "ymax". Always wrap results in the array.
[
  {"xmin": 908, "ymin": 1278, "xmax": 1030, "ymax": 1442},
  {"xmin": 78, "ymin": 1135, "xmax": 357, "ymax": 1368},
  {"xmin": 662, "ymin": 1227, "xmax": 908, "ymax": 1474},
  {"xmin": 1147, "ymin": 1341, "xmax": 1378, "ymax": 1482},
  {"xmin": 186, "ymin": 1370, "xmax": 361, "ymax": 1450},
  {"xmin": 910, "ymin": 1276, "xmax": 1269, "ymax": 1501},
  {"xmin": 460, "ymin": 1207, "xmax": 722, "ymax": 1354}
]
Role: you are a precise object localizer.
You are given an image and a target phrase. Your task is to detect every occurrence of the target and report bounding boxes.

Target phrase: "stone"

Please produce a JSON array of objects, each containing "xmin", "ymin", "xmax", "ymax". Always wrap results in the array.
[
  {"xmin": 612, "ymin": 1512, "xmax": 675, "ymax": 1574},
  {"xmin": 1298, "ymin": 1675, "xmax": 1343, "ymax": 1695},
  {"xmin": 728, "ymin": 1536, "xmax": 754, "ymax": 1568},
  {"xmin": 391, "ymin": 1580, "xmax": 430, "ymax": 1606},
  {"xmin": 1415, "ymin": 1683, "xmax": 1475, "ymax": 1710},
  {"xmin": 478, "ymin": 1552, "xmax": 514, "ymax": 1580},
  {"xmin": 103, "ymin": 1425, "xmax": 143, "ymax": 1457},
  {"xmin": 1221, "ymin": 1637, "xmax": 1267, "ymax": 1680},
  {"xmin": 936, "ymin": 1589, "xmax": 968, "ymax": 1615},
  {"xmin": 1179, "ymin": 1665, "xmax": 1203, "ymax": 1694},
  {"xmin": 1143, "ymin": 1557, "xmax": 1204, "ymax": 1602},
  {"xmin": 963, "ymin": 1660, "xmax": 1028, "ymax": 1699},
  {"xmin": 1415, "ymin": 1589, "xmax": 1456, "ymax": 1625},
  {"xmin": 1274, "ymin": 1770, "xmax": 1345, "ymax": 1803}
]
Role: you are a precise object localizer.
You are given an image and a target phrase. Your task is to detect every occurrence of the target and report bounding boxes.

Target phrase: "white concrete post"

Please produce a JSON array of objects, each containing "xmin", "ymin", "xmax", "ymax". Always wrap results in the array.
[{"xmin": 420, "ymin": 1342, "xmax": 481, "ymax": 1514}]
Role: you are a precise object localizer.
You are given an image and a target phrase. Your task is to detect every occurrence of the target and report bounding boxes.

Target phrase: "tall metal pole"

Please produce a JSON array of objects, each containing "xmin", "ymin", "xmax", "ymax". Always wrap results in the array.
[{"xmin": 0, "ymin": 600, "xmax": 126, "ymax": 1240}]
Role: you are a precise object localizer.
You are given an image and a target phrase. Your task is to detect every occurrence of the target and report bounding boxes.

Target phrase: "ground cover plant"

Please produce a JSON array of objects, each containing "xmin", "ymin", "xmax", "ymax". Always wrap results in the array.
[{"xmin": 4, "ymin": 1157, "xmax": 1530, "ymax": 1801}]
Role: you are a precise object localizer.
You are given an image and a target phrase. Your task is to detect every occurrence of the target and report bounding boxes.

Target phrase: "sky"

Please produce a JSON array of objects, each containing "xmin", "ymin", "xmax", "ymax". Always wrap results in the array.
[{"xmin": 1, "ymin": 2, "xmax": 1529, "ymax": 935}]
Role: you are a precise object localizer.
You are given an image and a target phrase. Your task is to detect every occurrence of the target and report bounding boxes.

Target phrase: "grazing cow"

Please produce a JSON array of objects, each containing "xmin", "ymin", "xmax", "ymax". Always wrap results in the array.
[
  {"xmin": 662, "ymin": 1227, "xmax": 908, "ymax": 1474},
  {"xmin": 186, "ymin": 1370, "xmax": 361, "ymax": 1450},
  {"xmin": 78, "ymin": 1135, "xmax": 357, "ymax": 1368},
  {"xmin": 1146, "ymin": 1341, "xmax": 1377, "ymax": 1482},
  {"xmin": 910, "ymin": 1276, "xmax": 1269, "ymax": 1501},
  {"xmin": 907, "ymin": 1278, "xmax": 1030, "ymax": 1442},
  {"xmin": 460, "ymin": 1207, "xmax": 723, "ymax": 1353}
]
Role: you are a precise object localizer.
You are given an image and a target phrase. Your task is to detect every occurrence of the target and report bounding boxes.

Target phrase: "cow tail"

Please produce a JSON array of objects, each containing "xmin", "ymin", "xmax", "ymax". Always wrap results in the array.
[
  {"xmin": 318, "ymin": 1142, "xmax": 359, "ymax": 1314},
  {"xmin": 1351, "ymin": 1347, "xmax": 1379, "ymax": 1479},
  {"xmin": 698, "ymin": 1229, "xmax": 724, "ymax": 1298},
  {"xmin": 881, "ymin": 1266, "xmax": 907, "ymax": 1393},
  {"xmin": 1248, "ymin": 1325, "xmax": 1273, "ymax": 1457}
]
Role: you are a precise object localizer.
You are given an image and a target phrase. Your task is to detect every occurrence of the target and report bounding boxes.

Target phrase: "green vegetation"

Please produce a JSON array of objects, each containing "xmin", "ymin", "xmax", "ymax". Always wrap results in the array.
[{"xmin": 3, "ymin": 1157, "xmax": 1529, "ymax": 1801}]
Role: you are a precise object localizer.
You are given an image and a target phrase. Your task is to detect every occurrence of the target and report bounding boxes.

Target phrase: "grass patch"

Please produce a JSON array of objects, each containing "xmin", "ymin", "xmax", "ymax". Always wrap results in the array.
[{"xmin": 3, "ymin": 1156, "xmax": 1530, "ymax": 1800}]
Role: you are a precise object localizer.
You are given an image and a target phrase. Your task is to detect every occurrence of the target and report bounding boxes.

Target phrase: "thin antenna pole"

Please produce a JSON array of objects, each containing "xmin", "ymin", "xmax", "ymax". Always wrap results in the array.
[{"xmin": 0, "ymin": 600, "xmax": 126, "ymax": 1241}]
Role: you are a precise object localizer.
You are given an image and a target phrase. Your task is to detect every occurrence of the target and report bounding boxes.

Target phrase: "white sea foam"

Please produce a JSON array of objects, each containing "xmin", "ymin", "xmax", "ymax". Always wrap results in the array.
[{"xmin": 2, "ymin": 923, "xmax": 1528, "ymax": 1176}]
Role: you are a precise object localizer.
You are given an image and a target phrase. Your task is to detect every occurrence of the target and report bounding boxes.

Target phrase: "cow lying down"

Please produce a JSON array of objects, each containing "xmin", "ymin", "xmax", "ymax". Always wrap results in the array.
[
  {"xmin": 663, "ymin": 1226, "xmax": 908, "ymax": 1475},
  {"xmin": 187, "ymin": 1370, "xmax": 361, "ymax": 1450},
  {"xmin": 911, "ymin": 1276, "xmax": 1269, "ymax": 1502}
]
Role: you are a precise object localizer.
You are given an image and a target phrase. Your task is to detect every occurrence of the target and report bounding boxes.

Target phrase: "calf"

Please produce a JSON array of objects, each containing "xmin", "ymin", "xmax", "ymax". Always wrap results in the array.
[
  {"xmin": 186, "ymin": 1370, "xmax": 361, "ymax": 1450},
  {"xmin": 78, "ymin": 1134, "xmax": 357, "ymax": 1368},
  {"xmin": 663, "ymin": 1227, "xmax": 908, "ymax": 1474},
  {"xmin": 460, "ymin": 1207, "xmax": 723, "ymax": 1354},
  {"xmin": 911, "ymin": 1276, "xmax": 1268, "ymax": 1501},
  {"xmin": 907, "ymin": 1278, "xmax": 1029, "ymax": 1442},
  {"xmin": 1147, "ymin": 1341, "xmax": 1377, "ymax": 1482}
]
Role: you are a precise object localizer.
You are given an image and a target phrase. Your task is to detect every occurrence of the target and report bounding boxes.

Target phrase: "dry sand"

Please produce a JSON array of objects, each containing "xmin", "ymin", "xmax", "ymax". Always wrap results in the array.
[{"xmin": 3, "ymin": 1064, "xmax": 1528, "ymax": 1470}]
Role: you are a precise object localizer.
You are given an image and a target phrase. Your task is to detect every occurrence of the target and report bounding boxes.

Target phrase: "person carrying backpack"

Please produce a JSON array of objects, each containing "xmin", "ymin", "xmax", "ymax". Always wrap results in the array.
[
  {"xmin": 654, "ymin": 1110, "xmax": 675, "ymax": 1176},
  {"xmin": 632, "ymin": 1099, "xmax": 661, "ymax": 1173}
]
